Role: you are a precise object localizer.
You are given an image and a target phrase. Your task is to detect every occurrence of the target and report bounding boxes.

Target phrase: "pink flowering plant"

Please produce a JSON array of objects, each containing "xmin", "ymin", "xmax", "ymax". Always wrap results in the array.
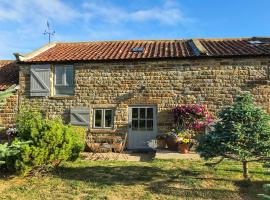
[{"xmin": 172, "ymin": 104, "xmax": 214, "ymax": 131}]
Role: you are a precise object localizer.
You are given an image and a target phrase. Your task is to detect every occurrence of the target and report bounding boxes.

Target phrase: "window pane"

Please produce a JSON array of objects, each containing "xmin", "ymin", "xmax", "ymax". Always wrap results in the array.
[
  {"xmin": 105, "ymin": 110, "xmax": 112, "ymax": 127},
  {"xmin": 132, "ymin": 108, "xmax": 138, "ymax": 119},
  {"xmin": 147, "ymin": 120, "xmax": 153, "ymax": 130},
  {"xmin": 140, "ymin": 108, "xmax": 146, "ymax": 119},
  {"xmin": 66, "ymin": 66, "xmax": 74, "ymax": 86},
  {"xmin": 55, "ymin": 86, "xmax": 74, "ymax": 96},
  {"xmin": 147, "ymin": 108, "xmax": 153, "ymax": 119},
  {"xmin": 94, "ymin": 110, "xmax": 102, "ymax": 127},
  {"xmin": 132, "ymin": 120, "xmax": 138, "ymax": 130},
  {"xmin": 139, "ymin": 120, "xmax": 146, "ymax": 130},
  {"xmin": 55, "ymin": 67, "xmax": 64, "ymax": 85}
]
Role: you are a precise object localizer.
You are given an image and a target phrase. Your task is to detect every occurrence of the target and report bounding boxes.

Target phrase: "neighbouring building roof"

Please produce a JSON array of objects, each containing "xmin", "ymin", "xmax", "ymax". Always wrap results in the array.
[
  {"xmin": 0, "ymin": 60, "xmax": 19, "ymax": 91},
  {"xmin": 15, "ymin": 37, "xmax": 270, "ymax": 63}
]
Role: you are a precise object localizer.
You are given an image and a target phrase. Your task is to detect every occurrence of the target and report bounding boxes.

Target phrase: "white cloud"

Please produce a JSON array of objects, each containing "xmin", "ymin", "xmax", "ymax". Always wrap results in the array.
[
  {"xmin": 83, "ymin": 0, "xmax": 192, "ymax": 25},
  {"xmin": 0, "ymin": 0, "xmax": 80, "ymax": 23},
  {"xmin": 0, "ymin": 0, "xmax": 195, "ymax": 59}
]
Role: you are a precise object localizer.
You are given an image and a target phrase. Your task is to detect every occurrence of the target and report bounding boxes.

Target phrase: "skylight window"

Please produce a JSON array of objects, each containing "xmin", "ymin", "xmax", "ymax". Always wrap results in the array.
[
  {"xmin": 248, "ymin": 40, "xmax": 264, "ymax": 45},
  {"xmin": 131, "ymin": 47, "xmax": 144, "ymax": 53}
]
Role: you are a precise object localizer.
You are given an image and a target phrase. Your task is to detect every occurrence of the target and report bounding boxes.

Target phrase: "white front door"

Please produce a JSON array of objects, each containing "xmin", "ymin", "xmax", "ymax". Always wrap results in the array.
[{"xmin": 128, "ymin": 106, "xmax": 157, "ymax": 149}]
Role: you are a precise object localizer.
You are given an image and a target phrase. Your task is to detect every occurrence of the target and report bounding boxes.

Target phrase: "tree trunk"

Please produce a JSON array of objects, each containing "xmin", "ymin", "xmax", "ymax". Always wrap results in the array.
[{"xmin": 242, "ymin": 161, "xmax": 249, "ymax": 179}]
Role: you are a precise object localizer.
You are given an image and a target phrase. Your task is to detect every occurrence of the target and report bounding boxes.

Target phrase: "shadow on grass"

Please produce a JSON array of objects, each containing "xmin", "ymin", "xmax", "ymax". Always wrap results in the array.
[
  {"xmin": 148, "ymin": 182, "xmax": 239, "ymax": 199},
  {"xmin": 51, "ymin": 164, "xmax": 264, "ymax": 199}
]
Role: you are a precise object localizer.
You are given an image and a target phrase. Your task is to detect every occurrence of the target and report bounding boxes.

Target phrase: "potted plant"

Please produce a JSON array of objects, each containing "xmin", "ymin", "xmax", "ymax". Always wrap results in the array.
[
  {"xmin": 165, "ymin": 130, "xmax": 179, "ymax": 150},
  {"xmin": 156, "ymin": 134, "xmax": 167, "ymax": 148},
  {"xmin": 177, "ymin": 138, "xmax": 190, "ymax": 154},
  {"xmin": 112, "ymin": 137, "xmax": 124, "ymax": 152}
]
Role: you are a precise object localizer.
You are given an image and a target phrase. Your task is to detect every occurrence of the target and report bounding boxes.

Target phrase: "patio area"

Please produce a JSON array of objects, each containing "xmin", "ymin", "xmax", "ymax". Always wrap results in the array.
[{"xmin": 81, "ymin": 149, "xmax": 201, "ymax": 162}]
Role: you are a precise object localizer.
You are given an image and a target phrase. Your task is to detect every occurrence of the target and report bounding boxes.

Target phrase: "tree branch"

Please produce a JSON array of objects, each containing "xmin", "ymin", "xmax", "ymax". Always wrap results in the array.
[
  {"xmin": 205, "ymin": 157, "xmax": 225, "ymax": 167},
  {"xmin": 247, "ymin": 157, "xmax": 270, "ymax": 163}
]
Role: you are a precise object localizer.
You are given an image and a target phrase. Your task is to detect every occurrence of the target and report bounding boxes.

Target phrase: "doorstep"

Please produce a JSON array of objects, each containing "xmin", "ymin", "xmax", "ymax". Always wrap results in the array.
[{"xmin": 155, "ymin": 149, "xmax": 201, "ymax": 160}]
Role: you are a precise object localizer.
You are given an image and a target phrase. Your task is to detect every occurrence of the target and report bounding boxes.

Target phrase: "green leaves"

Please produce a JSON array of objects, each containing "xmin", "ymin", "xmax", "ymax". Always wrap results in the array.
[
  {"xmin": 4, "ymin": 108, "xmax": 86, "ymax": 175},
  {"xmin": 197, "ymin": 93, "xmax": 270, "ymax": 178},
  {"xmin": 0, "ymin": 85, "xmax": 16, "ymax": 103},
  {"xmin": 258, "ymin": 184, "xmax": 270, "ymax": 200}
]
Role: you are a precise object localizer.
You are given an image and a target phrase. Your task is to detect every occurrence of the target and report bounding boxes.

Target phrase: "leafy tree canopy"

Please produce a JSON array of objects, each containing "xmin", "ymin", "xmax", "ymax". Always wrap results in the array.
[{"xmin": 197, "ymin": 93, "xmax": 270, "ymax": 178}]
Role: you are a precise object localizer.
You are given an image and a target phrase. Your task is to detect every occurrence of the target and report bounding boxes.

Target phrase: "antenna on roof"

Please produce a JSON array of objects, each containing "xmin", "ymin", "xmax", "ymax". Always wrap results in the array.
[{"xmin": 43, "ymin": 20, "xmax": 55, "ymax": 44}]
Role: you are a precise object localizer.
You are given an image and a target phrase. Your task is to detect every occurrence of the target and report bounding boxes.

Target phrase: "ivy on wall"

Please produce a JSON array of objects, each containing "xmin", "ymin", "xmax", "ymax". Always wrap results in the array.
[{"xmin": 0, "ymin": 85, "xmax": 16, "ymax": 103}]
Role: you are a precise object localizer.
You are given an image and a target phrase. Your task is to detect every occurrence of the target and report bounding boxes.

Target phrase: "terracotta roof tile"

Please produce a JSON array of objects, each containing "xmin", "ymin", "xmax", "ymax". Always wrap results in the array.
[
  {"xmin": 0, "ymin": 60, "xmax": 19, "ymax": 91},
  {"xmin": 24, "ymin": 40, "xmax": 196, "ymax": 62},
  {"xmin": 20, "ymin": 37, "xmax": 270, "ymax": 63}
]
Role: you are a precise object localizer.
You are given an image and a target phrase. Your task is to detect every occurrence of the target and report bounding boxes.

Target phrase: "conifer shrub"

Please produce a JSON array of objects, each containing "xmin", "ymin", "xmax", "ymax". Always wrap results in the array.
[
  {"xmin": 197, "ymin": 93, "xmax": 270, "ymax": 179},
  {"xmin": 2, "ymin": 108, "xmax": 86, "ymax": 175}
]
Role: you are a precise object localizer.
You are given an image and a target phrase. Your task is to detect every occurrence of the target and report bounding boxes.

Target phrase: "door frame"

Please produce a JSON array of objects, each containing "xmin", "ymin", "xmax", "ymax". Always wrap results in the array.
[{"xmin": 128, "ymin": 105, "xmax": 157, "ymax": 149}]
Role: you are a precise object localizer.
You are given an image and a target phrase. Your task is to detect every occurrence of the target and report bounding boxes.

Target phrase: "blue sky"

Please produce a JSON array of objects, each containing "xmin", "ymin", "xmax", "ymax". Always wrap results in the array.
[{"xmin": 0, "ymin": 0, "xmax": 270, "ymax": 59}]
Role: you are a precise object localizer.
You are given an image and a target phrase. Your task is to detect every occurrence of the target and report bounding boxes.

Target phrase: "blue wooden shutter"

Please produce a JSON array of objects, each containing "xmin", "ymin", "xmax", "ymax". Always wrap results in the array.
[
  {"xmin": 30, "ymin": 65, "xmax": 51, "ymax": 96},
  {"xmin": 70, "ymin": 108, "xmax": 90, "ymax": 126}
]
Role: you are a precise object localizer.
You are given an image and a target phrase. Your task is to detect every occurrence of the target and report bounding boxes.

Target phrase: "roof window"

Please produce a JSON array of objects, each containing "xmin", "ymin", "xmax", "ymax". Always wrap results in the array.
[
  {"xmin": 248, "ymin": 40, "xmax": 264, "ymax": 45},
  {"xmin": 131, "ymin": 47, "xmax": 144, "ymax": 53}
]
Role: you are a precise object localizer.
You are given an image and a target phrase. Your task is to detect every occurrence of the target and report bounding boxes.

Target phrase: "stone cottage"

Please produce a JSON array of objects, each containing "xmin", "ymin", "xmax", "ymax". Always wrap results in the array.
[{"xmin": 12, "ymin": 37, "xmax": 270, "ymax": 149}]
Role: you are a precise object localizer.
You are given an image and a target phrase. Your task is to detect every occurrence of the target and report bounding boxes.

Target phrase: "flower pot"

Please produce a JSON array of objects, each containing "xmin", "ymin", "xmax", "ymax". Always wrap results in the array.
[
  {"xmin": 157, "ymin": 138, "xmax": 167, "ymax": 149},
  {"xmin": 112, "ymin": 142, "xmax": 123, "ymax": 152},
  {"xmin": 166, "ymin": 136, "xmax": 178, "ymax": 150},
  {"xmin": 178, "ymin": 143, "xmax": 189, "ymax": 154}
]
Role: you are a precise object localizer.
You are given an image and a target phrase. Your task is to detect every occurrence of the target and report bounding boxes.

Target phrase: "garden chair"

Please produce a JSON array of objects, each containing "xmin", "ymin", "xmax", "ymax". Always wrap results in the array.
[
  {"xmin": 113, "ymin": 133, "xmax": 128, "ymax": 160},
  {"xmin": 86, "ymin": 135, "xmax": 103, "ymax": 160},
  {"xmin": 98, "ymin": 142, "xmax": 113, "ymax": 160},
  {"xmin": 86, "ymin": 134, "xmax": 113, "ymax": 160}
]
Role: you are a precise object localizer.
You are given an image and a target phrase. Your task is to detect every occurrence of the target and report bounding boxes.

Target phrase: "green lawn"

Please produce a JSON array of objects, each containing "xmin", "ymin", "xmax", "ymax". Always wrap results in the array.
[{"xmin": 0, "ymin": 158, "xmax": 269, "ymax": 200}]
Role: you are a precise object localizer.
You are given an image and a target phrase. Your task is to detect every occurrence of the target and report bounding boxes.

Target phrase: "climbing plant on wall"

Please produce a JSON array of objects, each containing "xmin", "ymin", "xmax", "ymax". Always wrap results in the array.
[{"xmin": 0, "ymin": 85, "xmax": 16, "ymax": 103}]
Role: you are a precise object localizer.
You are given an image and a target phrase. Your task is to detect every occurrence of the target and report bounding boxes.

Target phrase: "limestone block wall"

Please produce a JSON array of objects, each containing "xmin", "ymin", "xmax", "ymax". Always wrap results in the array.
[
  {"xmin": 0, "ymin": 94, "xmax": 18, "ymax": 128},
  {"xmin": 19, "ymin": 57, "xmax": 270, "ymax": 135}
]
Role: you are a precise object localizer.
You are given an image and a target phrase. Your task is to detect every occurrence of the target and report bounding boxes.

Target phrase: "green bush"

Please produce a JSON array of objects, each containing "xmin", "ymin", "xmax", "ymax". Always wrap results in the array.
[
  {"xmin": 7, "ymin": 108, "xmax": 86, "ymax": 175},
  {"xmin": 258, "ymin": 184, "xmax": 270, "ymax": 200},
  {"xmin": 197, "ymin": 93, "xmax": 270, "ymax": 179},
  {"xmin": 0, "ymin": 141, "xmax": 31, "ymax": 171}
]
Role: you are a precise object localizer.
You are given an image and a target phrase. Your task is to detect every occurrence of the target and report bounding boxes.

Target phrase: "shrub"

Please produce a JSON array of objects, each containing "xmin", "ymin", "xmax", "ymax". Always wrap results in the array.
[
  {"xmin": 172, "ymin": 104, "xmax": 213, "ymax": 131},
  {"xmin": 7, "ymin": 108, "xmax": 86, "ymax": 175},
  {"xmin": 258, "ymin": 184, "xmax": 270, "ymax": 200},
  {"xmin": 0, "ymin": 141, "xmax": 31, "ymax": 171},
  {"xmin": 197, "ymin": 93, "xmax": 270, "ymax": 179}
]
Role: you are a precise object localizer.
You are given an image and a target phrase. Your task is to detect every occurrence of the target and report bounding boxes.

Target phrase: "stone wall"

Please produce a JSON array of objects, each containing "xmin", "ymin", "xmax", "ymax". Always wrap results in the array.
[
  {"xmin": 19, "ymin": 57, "xmax": 270, "ymax": 135},
  {"xmin": 0, "ymin": 94, "xmax": 18, "ymax": 128}
]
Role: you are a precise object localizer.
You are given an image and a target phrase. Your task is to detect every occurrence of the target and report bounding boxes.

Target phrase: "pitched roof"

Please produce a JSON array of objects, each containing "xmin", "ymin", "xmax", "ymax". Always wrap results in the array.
[
  {"xmin": 16, "ymin": 37, "xmax": 270, "ymax": 63},
  {"xmin": 0, "ymin": 60, "xmax": 19, "ymax": 91}
]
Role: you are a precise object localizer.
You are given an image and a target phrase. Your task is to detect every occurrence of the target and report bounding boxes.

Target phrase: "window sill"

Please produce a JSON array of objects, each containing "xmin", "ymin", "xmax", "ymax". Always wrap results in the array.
[
  {"xmin": 90, "ymin": 128, "xmax": 115, "ymax": 133},
  {"xmin": 49, "ymin": 96, "xmax": 76, "ymax": 100}
]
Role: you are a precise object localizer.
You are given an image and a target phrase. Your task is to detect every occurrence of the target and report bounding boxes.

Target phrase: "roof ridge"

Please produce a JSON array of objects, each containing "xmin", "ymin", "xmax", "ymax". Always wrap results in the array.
[
  {"xmin": 53, "ymin": 37, "xmax": 265, "ymax": 44},
  {"xmin": 54, "ymin": 39, "xmax": 190, "ymax": 44}
]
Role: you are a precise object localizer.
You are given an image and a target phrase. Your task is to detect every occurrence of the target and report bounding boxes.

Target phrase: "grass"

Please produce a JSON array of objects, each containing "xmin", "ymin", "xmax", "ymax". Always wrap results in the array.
[{"xmin": 0, "ymin": 158, "xmax": 269, "ymax": 200}]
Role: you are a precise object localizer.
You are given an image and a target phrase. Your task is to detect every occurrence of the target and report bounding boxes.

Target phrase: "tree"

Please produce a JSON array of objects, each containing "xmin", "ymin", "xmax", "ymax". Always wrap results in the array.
[{"xmin": 197, "ymin": 93, "xmax": 270, "ymax": 179}]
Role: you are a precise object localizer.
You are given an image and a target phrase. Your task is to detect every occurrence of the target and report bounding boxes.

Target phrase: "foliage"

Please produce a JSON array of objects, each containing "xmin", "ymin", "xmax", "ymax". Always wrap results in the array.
[
  {"xmin": 0, "ymin": 85, "xmax": 16, "ymax": 102},
  {"xmin": 0, "ymin": 141, "xmax": 31, "ymax": 168},
  {"xmin": 164, "ymin": 129, "xmax": 193, "ymax": 144},
  {"xmin": 172, "ymin": 104, "xmax": 214, "ymax": 131},
  {"xmin": 197, "ymin": 93, "xmax": 270, "ymax": 179},
  {"xmin": 258, "ymin": 184, "xmax": 270, "ymax": 200},
  {"xmin": 6, "ymin": 108, "xmax": 86, "ymax": 174}
]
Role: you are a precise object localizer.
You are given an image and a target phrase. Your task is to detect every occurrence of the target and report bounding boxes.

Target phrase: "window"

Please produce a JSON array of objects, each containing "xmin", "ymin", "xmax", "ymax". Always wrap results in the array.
[
  {"xmin": 93, "ymin": 109, "xmax": 113, "ymax": 128},
  {"xmin": 131, "ymin": 107, "xmax": 154, "ymax": 131},
  {"xmin": 55, "ymin": 65, "xmax": 74, "ymax": 96}
]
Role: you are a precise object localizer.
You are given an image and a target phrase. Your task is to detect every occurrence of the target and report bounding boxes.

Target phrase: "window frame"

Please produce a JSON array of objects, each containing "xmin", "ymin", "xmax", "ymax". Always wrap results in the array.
[
  {"xmin": 54, "ymin": 65, "xmax": 74, "ymax": 96},
  {"xmin": 93, "ymin": 108, "xmax": 114, "ymax": 129}
]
